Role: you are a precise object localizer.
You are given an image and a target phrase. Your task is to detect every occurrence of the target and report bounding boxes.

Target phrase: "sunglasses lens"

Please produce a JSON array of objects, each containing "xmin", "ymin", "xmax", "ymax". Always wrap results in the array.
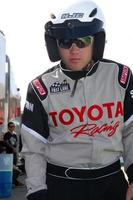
[
  {"xmin": 57, "ymin": 39, "xmax": 72, "ymax": 49},
  {"xmin": 57, "ymin": 36, "xmax": 93, "ymax": 49},
  {"xmin": 78, "ymin": 36, "xmax": 92, "ymax": 48},
  {"xmin": 10, "ymin": 126, "xmax": 15, "ymax": 128},
  {"xmin": 75, "ymin": 39, "xmax": 85, "ymax": 48}
]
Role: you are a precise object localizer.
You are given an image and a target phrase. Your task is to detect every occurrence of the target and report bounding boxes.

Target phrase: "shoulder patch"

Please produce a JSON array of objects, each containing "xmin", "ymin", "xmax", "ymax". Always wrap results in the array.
[
  {"xmin": 120, "ymin": 66, "xmax": 129, "ymax": 84},
  {"xmin": 100, "ymin": 59, "xmax": 131, "ymax": 89},
  {"xmin": 118, "ymin": 65, "xmax": 130, "ymax": 89},
  {"xmin": 32, "ymin": 78, "xmax": 48, "ymax": 101}
]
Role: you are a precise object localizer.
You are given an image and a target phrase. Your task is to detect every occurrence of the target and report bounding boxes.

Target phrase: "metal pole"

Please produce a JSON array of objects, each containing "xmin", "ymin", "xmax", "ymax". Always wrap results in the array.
[{"xmin": 5, "ymin": 55, "xmax": 11, "ymax": 123}]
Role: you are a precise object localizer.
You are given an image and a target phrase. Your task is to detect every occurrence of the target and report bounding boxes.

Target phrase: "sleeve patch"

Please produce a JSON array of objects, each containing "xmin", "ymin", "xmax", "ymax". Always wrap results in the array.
[
  {"xmin": 120, "ymin": 66, "xmax": 129, "ymax": 84},
  {"xmin": 32, "ymin": 79, "xmax": 48, "ymax": 101}
]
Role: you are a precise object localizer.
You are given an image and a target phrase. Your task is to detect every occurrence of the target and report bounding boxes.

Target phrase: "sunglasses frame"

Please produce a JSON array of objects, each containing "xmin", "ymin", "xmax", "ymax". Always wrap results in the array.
[
  {"xmin": 9, "ymin": 125, "xmax": 15, "ymax": 128},
  {"xmin": 57, "ymin": 36, "xmax": 93, "ymax": 49}
]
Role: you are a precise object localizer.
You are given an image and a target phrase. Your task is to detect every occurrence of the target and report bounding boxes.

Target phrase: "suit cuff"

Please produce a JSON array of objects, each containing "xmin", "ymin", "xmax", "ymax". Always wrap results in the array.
[{"xmin": 27, "ymin": 189, "xmax": 47, "ymax": 200}]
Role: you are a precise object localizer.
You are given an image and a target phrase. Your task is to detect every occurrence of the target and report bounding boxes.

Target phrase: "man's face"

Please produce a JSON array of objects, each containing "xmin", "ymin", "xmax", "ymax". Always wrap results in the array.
[
  {"xmin": 57, "ymin": 36, "xmax": 94, "ymax": 71},
  {"xmin": 8, "ymin": 123, "xmax": 15, "ymax": 132}
]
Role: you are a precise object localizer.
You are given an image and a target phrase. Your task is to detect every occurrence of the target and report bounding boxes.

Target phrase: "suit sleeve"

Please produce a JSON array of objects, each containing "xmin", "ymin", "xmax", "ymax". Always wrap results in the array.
[
  {"xmin": 122, "ymin": 70, "xmax": 133, "ymax": 183},
  {"xmin": 21, "ymin": 82, "xmax": 49, "ymax": 197}
]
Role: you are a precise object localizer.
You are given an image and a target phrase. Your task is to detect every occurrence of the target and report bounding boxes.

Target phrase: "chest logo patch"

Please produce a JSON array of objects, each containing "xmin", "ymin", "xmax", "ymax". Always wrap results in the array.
[{"xmin": 50, "ymin": 79, "xmax": 70, "ymax": 94}]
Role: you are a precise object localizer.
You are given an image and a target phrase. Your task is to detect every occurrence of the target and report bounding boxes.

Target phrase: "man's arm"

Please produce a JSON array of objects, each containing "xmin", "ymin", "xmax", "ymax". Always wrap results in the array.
[
  {"xmin": 122, "ymin": 71, "xmax": 133, "ymax": 181},
  {"xmin": 21, "ymin": 81, "xmax": 49, "ymax": 199},
  {"xmin": 21, "ymin": 128, "xmax": 48, "ymax": 199},
  {"xmin": 122, "ymin": 69, "xmax": 133, "ymax": 200}
]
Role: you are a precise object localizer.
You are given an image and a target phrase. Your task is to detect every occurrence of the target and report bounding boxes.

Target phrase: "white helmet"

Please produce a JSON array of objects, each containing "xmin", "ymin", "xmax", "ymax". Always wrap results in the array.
[{"xmin": 45, "ymin": 0, "xmax": 106, "ymax": 62}]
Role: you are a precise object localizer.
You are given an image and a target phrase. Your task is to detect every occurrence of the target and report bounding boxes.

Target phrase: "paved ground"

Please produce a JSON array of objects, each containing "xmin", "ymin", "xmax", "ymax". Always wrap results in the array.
[{"xmin": 0, "ymin": 175, "xmax": 27, "ymax": 200}]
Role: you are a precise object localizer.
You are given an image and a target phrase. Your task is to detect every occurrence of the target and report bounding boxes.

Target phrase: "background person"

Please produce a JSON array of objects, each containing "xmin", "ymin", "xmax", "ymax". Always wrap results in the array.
[
  {"xmin": 4, "ymin": 121, "xmax": 24, "ymax": 187},
  {"xmin": 4, "ymin": 122, "xmax": 18, "ymax": 164},
  {"xmin": 21, "ymin": 1, "xmax": 133, "ymax": 200}
]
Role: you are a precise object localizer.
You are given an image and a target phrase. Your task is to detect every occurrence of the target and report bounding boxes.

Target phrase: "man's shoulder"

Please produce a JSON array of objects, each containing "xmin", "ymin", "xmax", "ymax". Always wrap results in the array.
[
  {"xmin": 32, "ymin": 64, "xmax": 60, "ymax": 81},
  {"xmin": 4, "ymin": 131, "xmax": 11, "ymax": 140},
  {"xmin": 101, "ymin": 58, "xmax": 131, "ymax": 88},
  {"xmin": 28, "ymin": 64, "xmax": 60, "ymax": 101},
  {"xmin": 4, "ymin": 131, "xmax": 11, "ymax": 136},
  {"xmin": 43, "ymin": 64, "xmax": 60, "ymax": 76},
  {"xmin": 100, "ymin": 58, "xmax": 130, "ymax": 69}
]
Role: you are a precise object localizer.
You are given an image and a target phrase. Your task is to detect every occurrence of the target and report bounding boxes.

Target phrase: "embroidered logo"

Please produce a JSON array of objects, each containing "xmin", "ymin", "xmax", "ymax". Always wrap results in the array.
[
  {"xmin": 61, "ymin": 13, "xmax": 84, "ymax": 19},
  {"xmin": 70, "ymin": 121, "xmax": 120, "ymax": 138},
  {"xmin": 32, "ymin": 79, "xmax": 48, "ymax": 101},
  {"xmin": 25, "ymin": 100, "xmax": 34, "ymax": 112},
  {"xmin": 120, "ymin": 66, "xmax": 128, "ymax": 84},
  {"xmin": 50, "ymin": 79, "xmax": 70, "ymax": 94},
  {"xmin": 33, "ymin": 79, "xmax": 46, "ymax": 96},
  {"xmin": 49, "ymin": 101, "xmax": 123, "ymax": 138},
  {"xmin": 130, "ymin": 90, "xmax": 133, "ymax": 98}
]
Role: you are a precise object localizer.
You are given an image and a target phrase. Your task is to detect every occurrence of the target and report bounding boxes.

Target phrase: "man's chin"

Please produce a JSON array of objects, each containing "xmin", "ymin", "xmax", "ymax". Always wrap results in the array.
[{"xmin": 67, "ymin": 64, "xmax": 85, "ymax": 71}]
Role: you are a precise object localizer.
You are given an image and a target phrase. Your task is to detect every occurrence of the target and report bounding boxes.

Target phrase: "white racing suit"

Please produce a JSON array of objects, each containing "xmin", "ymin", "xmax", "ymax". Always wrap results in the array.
[{"xmin": 21, "ymin": 59, "xmax": 133, "ymax": 197}]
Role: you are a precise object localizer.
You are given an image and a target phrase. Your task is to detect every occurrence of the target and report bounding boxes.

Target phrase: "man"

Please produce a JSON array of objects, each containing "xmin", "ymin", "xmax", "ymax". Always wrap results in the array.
[
  {"xmin": 4, "ymin": 122, "xmax": 18, "ymax": 163},
  {"xmin": 21, "ymin": 1, "xmax": 133, "ymax": 199},
  {"xmin": 4, "ymin": 121, "xmax": 24, "ymax": 187}
]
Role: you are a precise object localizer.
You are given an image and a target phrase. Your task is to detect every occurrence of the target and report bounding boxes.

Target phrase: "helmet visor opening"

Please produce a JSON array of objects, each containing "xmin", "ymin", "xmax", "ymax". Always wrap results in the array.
[{"xmin": 45, "ymin": 19, "xmax": 103, "ymax": 39}]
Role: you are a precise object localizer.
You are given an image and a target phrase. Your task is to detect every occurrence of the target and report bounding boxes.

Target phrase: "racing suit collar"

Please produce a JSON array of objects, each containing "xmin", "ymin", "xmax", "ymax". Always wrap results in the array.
[
  {"xmin": 60, "ymin": 61, "xmax": 100, "ymax": 97},
  {"xmin": 60, "ymin": 61, "xmax": 99, "ymax": 80}
]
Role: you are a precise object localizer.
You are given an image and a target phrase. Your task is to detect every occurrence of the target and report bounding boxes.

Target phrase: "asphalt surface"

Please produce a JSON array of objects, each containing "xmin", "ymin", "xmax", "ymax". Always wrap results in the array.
[{"xmin": 0, "ymin": 174, "xmax": 27, "ymax": 200}]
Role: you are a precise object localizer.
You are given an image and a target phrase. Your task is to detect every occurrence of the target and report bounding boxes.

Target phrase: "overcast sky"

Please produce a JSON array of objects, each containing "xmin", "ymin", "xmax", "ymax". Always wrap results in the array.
[{"xmin": 0, "ymin": 0, "xmax": 133, "ymax": 108}]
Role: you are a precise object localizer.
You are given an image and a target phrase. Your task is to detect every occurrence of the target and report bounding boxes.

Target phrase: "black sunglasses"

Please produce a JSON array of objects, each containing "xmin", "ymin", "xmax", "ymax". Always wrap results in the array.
[
  {"xmin": 9, "ymin": 125, "xmax": 15, "ymax": 128},
  {"xmin": 57, "ymin": 36, "xmax": 93, "ymax": 49}
]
